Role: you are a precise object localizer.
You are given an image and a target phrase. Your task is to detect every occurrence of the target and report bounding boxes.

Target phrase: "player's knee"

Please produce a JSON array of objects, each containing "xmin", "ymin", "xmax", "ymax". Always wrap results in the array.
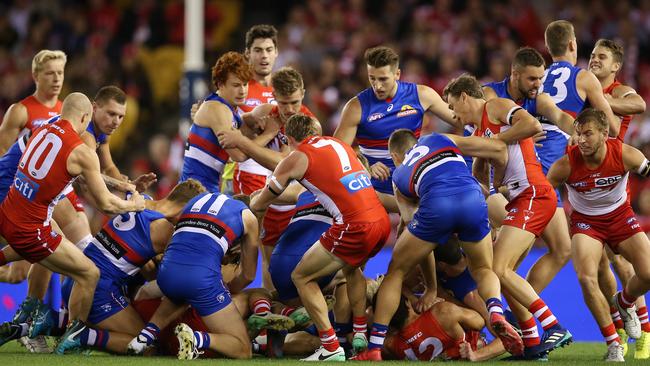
[
  {"xmin": 7, "ymin": 272, "xmax": 27, "ymax": 284},
  {"xmin": 551, "ymin": 242, "xmax": 572, "ymax": 263},
  {"xmin": 576, "ymin": 271, "xmax": 599, "ymax": 291},
  {"xmin": 76, "ymin": 263, "xmax": 99, "ymax": 286},
  {"xmin": 634, "ymin": 266, "xmax": 650, "ymax": 284},
  {"xmin": 291, "ymin": 269, "xmax": 306, "ymax": 286},
  {"xmin": 232, "ymin": 338, "xmax": 252, "ymax": 359}
]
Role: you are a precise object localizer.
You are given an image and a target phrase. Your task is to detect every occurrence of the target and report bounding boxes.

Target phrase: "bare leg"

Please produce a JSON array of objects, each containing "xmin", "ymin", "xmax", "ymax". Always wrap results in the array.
[
  {"xmin": 527, "ymin": 208, "xmax": 572, "ymax": 292},
  {"xmin": 200, "ymin": 303, "xmax": 252, "ymax": 359}
]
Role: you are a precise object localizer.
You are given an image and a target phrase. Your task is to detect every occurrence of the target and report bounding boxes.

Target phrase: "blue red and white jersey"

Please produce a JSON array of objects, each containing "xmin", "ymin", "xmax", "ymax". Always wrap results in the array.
[
  {"xmin": 164, "ymin": 192, "xmax": 246, "ymax": 269},
  {"xmin": 356, "ymin": 81, "xmax": 424, "ymax": 194},
  {"xmin": 84, "ymin": 195, "xmax": 164, "ymax": 284},
  {"xmin": 484, "ymin": 77, "xmax": 538, "ymax": 116},
  {"xmin": 180, "ymin": 93, "xmax": 243, "ymax": 192},
  {"xmin": 393, "ymin": 133, "xmax": 479, "ymax": 200},
  {"xmin": 86, "ymin": 121, "xmax": 108, "ymax": 147},
  {"xmin": 273, "ymin": 190, "xmax": 332, "ymax": 256}
]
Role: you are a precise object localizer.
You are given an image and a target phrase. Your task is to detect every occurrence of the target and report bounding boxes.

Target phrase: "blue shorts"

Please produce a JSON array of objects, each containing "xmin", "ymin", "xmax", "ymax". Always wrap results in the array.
[
  {"xmin": 408, "ymin": 188, "xmax": 490, "ymax": 245},
  {"xmin": 157, "ymin": 261, "xmax": 231, "ymax": 317},
  {"xmin": 0, "ymin": 143, "xmax": 22, "ymax": 202},
  {"xmin": 269, "ymin": 253, "xmax": 335, "ymax": 301},
  {"xmin": 62, "ymin": 276, "xmax": 129, "ymax": 325},
  {"xmin": 371, "ymin": 175, "xmax": 394, "ymax": 195},
  {"xmin": 536, "ymin": 130, "xmax": 567, "ymax": 207},
  {"xmin": 439, "ymin": 267, "xmax": 477, "ymax": 302}
]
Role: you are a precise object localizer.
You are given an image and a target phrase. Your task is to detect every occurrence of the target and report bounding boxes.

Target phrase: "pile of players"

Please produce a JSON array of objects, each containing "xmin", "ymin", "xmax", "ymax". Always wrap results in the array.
[{"xmin": 0, "ymin": 19, "xmax": 649, "ymax": 363}]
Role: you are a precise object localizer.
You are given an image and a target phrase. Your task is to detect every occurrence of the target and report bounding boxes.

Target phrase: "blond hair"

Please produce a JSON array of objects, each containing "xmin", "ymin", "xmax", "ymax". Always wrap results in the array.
[{"xmin": 32, "ymin": 50, "xmax": 67, "ymax": 74}]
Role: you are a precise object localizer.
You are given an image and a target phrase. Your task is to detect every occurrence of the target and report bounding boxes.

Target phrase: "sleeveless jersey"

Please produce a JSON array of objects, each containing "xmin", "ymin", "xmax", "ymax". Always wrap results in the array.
[
  {"xmin": 393, "ymin": 133, "xmax": 480, "ymax": 199},
  {"xmin": 297, "ymin": 136, "xmax": 385, "ymax": 224},
  {"xmin": 86, "ymin": 120, "xmax": 108, "ymax": 147},
  {"xmin": 0, "ymin": 119, "xmax": 83, "ymax": 226},
  {"xmin": 180, "ymin": 93, "xmax": 242, "ymax": 191},
  {"xmin": 273, "ymin": 190, "xmax": 333, "ymax": 256},
  {"xmin": 603, "ymin": 80, "xmax": 632, "ymax": 141},
  {"xmin": 84, "ymin": 196, "xmax": 165, "ymax": 284},
  {"xmin": 475, "ymin": 103, "xmax": 549, "ymax": 199},
  {"xmin": 163, "ymin": 192, "xmax": 246, "ymax": 269},
  {"xmin": 357, "ymin": 81, "xmax": 424, "ymax": 194},
  {"xmin": 566, "ymin": 139, "xmax": 628, "ymax": 216},
  {"xmin": 238, "ymin": 79, "xmax": 274, "ymax": 113},
  {"xmin": 17, "ymin": 96, "xmax": 62, "ymax": 138},
  {"xmin": 484, "ymin": 77, "xmax": 538, "ymax": 116}
]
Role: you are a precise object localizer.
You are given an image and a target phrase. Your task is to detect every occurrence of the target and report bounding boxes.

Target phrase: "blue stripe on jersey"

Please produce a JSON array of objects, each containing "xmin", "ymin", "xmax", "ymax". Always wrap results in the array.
[
  {"xmin": 393, "ymin": 134, "xmax": 480, "ymax": 199},
  {"xmin": 164, "ymin": 192, "xmax": 246, "ymax": 269},
  {"xmin": 273, "ymin": 191, "xmax": 332, "ymax": 256},
  {"xmin": 86, "ymin": 121, "xmax": 108, "ymax": 145},
  {"xmin": 484, "ymin": 77, "xmax": 538, "ymax": 116}
]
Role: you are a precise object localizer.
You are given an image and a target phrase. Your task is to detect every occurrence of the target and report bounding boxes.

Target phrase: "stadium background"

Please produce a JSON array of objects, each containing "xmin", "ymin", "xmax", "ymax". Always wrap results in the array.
[{"xmin": 1, "ymin": 0, "xmax": 650, "ymax": 342}]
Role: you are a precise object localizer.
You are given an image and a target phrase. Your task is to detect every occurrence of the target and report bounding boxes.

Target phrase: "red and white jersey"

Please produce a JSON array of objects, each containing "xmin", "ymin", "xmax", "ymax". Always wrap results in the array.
[
  {"xmin": 388, "ymin": 310, "xmax": 480, "ymax": 361},
  {"xmin": 474, "ymin": 103, "xmax": 550, "ymax": 199},
  {"xmin": 566, "ymin": 138, "xmax": 628, "ymax": 216},
  {"xmin": 603, "ymin": 80, "xmax": 633, "ymax": 141},
  {"xmin": 297, "ymin": 136, "xmax": 384, "ymax": 224},
  {"xmin": 17, "ymin": 95, "xmax": 62, "ymax": 138},
  {"xmin": 238, "ymin": 79, "xmax": 274, "ymax": 113},
  {"xmin": 0, "ymin": 119, "xmax": 83, "ymax": 226}
]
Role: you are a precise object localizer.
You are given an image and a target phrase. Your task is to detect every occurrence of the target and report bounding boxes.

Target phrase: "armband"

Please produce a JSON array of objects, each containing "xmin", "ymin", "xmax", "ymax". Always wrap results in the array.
[
  {"xmin": 269, "ymin": 175, "xmax": 285, "ymax": 192},
  {"xmin": 506, "ymin": 106, "xmax": 524, "ymax": 125},
  {"xmin": 620, "ymin": 90, "xmax": 637, "ymax": 98},
  {"xmin": 638, "ymin": 159, "xmax": 650, "ymax": 177}
]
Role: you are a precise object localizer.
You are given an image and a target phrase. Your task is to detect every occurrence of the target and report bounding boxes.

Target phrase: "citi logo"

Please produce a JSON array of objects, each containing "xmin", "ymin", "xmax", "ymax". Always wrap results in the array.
[{"xmin": 339, "ymin": 171, "xmax": 372, "ymax": 193}]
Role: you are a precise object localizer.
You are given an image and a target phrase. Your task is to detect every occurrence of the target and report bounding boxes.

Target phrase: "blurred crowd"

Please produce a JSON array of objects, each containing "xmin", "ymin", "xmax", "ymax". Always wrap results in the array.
[{"xmin": 2, "ymin": 0, "xmax": 650, "ymax": 218}]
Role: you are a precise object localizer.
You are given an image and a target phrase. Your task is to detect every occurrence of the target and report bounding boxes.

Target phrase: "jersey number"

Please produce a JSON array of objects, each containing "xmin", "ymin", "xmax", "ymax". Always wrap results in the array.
[
  {"xmin": 18, "ymin": 129, "xmax": 63, "ymax": 180},
  {"xmin": 403, "ymin": 336, "xmax": 444, "ymax": 360},
  {"xmin": 312, "ymin": 139, "xmax": 352, "ymax": 172},
  {"xmin": 402, "ymin": 145, "xmax": 430, "ymax": 167},
  {"xmin": 541, "ymin": 67, "xmax": 571, "ymax": 104}
]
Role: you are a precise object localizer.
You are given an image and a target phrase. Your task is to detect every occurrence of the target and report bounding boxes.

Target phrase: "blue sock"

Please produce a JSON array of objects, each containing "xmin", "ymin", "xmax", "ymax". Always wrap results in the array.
[
  {"xmin": 305, "ymin": 324, "xmax": 318, "ymax": 336},
  {"xmin": 194, "ymin": 331, "xmax": 210, "ymax": 349},
  {"xmin": 79, "ymin": 327, "xmax": 110, "ymax": 348},
  {"xmin": 334, "ymin": 322, "xmax": 352, "ymax": 345},
  {"xmin": 486, "ymin": 297, "xmax": 504, "ymax": 315},
  {"xmin": 368, "ymin": 323, "xmax": 389, "ymax": 349},
  {"xmin": 139, "ymin": 322, "xmax": 161, "ymax": 345}
]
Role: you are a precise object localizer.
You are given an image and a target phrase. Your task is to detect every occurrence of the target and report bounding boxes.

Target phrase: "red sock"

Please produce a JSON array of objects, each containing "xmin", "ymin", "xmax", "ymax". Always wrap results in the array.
[
  {"xmin": 637, "ymin": 306, "xmax": 650, "ymax": 332},
  {"xmin": 252, "ymin": 299, "xmax": 271, "ymax": 314},
  {"xmin": 318, "ymin": 328, "xmax": 340, "ymax": 352},
  {"xmin": 519, "ymin": 317, "xmax": 540, "ymax": 347},
  {"xmin": 280, "ymin": 306, "xmax": 296, "ymax": 317},
  {"xmin": 610, "ymin": 306, "xmax": 624, "ymax": 329},
  {"xmin": 528, "ymin": 298, "xmax": 558, "ymax": 331},
  {"xmin": 0, "ymin": 251, "xmax": 6, "ymax": 266},
  {"xmin": 352, "ymin": 316, "xmax": 367, "ymax": 334},
  {"xmin": 619, "ymin": 289, "xmax": 636, "ymax": 308},
  {"xmin": 600, "ymin": 323, "xmax": 621, "ymax": 345}
]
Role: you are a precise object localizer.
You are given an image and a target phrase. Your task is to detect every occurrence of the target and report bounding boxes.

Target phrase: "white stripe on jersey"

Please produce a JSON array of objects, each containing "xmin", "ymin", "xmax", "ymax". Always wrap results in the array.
[
  {"xmin": 541, "ymin": 123, "xmax": 570, "ymax": 138},
  {"xmin": 269, "ymin": 204, "xmax": 296, "ymax": 211},
  {"xmin": 289, "ymin": 213, "xmax": 334, "ymax": 225},
  {"xmin": 413, "ymin": 155, "xmax": 466, "ymax": 196},
  {"xmin": 173, "ymin": 226, "xmax": 229, "ymax": 255},
  {"xmin": 90, "ymin": 238, "xmax": 140, "ymax": 276},
  {"xmin": 185, "ymin": 146, "xmax": 225, "ymax": 172},
  {"xmin": 190, "ymin": 193, "xmax": 213, "ymax": 212},
  {"xmin": 237, "ymin": 158, "xmax": 272, "ymax": 176},
  {"xmin": 300, "ymin": 178, "xmax": 344, "ymax": 224},
  {"xmin": 207, "ymin": 194, "xmax": 228, "ymax": 215},
  {"xmin": 45, "ymin": 179, "xmax": 78, "ymax": 226},
  {"xmin": 358, "ymin": 146, "xmax": 391, "ymax": 159}
]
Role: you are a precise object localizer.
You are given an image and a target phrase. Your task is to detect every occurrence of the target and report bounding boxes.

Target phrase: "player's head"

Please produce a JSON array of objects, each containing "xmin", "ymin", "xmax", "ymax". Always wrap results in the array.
[
  {"xmin": 388, "ymin": 129, "xmax": 418, "ymax": 166},
  {"xmin": 364, "ymin": 46, "xmax": 400, "ymax": 100},
  {"xmin": 32, "ymin": 49, "xmax": 66, "ymax": 98},
  {"xmin": 244, "ymin": 24, "xmax": 279, "ymax": 79},
  {"xmin": 92, "ymin": 86, "xmax": 127, "ymax": 136},
  {"xmin": 285, "ymin": 114, "xmax": 319, "ymax": 147},
  {"xmin": 589, "ymin": 39, "xmax": 624, "ymax": 80},
  {"xmin": 272, "ymin": 67, "xmax": 305, "ymax": 121},
  {"xmin": 443, "ymin": 74, "xmax": 484, "ymax": 126},
  {"xmin": 574, "ymin": 108, "xmax": 609, "ymax": 157},
  {"xmin": 545, "ymin": 20, "xmax": 577, "ymax": 60},
  {"xmin": 61, "ymin": 92, "xmax": 93, "ymax": 133},
  {"xmin": 212, "ymin": 52, "xmax": 254, "ymax": 106},
  {"xmin": 163, "ymin": 179, "xmax": 207, "ymax": 222},
  {"xmin": 511, "ymin": 47, "xmax": 545, "ymax": 99},
  {"xmin": 372, "ymin": 293, "xmax": 412, "ymax": 330}
]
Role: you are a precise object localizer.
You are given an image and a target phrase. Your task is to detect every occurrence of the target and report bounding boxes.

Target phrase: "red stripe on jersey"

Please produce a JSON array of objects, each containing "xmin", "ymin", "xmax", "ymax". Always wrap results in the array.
[
  {"xmin": 103, "ymin": 225, "xmax": 148, "ymax": 266},
  {"xmin": 356, "ymin": 137, "xmax": 388, "ymax": 148},
  {"xmin": 187, "ymin": 132, "xmax": 229, "ymax": 162},
  {"xmin": 182, "ymin": 213, "xmax": 236, "ymax": 242}
]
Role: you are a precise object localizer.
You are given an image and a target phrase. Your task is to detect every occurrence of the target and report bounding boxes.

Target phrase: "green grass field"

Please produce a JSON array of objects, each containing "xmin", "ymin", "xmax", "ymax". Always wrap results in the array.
[{"xmin": 0, "ymin": 341, "xmax": 648, "ymax": 365}]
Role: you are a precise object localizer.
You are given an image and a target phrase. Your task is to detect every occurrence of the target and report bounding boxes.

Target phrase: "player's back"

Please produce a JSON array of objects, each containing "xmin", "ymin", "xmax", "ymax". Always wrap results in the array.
[
  {"xmin": 297, "ymin": 136, "xmax": 386, "ymax": 224},
  {"xmin": 163, "ymin": 192, "xmax": 246, "ymax": 268},
  {"xmin": 393, "ymin": 133, "xmax": 479, "ymax": 200},
  {"xmin": 18, "ymin": 96, "xmax": 62, "ymax": 138},
  {"xmin": 0, "ymin": 119, "xmax": 82, "ymax": 225},
  {"xmin": 84, "ymin": 195, "xmax": 164, "ymax": 283}
]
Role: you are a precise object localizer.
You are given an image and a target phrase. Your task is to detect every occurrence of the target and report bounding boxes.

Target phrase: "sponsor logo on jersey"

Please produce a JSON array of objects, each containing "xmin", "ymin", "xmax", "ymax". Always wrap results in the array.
[
  {"xmin": 13, "ymin": 171, "xmax": 40, "ymax": 201},
  {"xmin": 368, "ymin": 113, "xmax": 384, "ymax": 122},
  {"xmin": 340, "ymin": 171, "xmax": 372, "ymax": 193},
  {"xmin": 31, "ymin": 118, "xmax": 49, "ymax": 129},
  {"xmin": 262, "ymin": 92, "xmax": 274, "ymax": 98},
  {"xmin": 405, "ymin": 331, "xmax": 423, "ymax": 344},
  {"xmin": 245, "ymin": 98, "xmax": 262, "ymax": 107},
  {"xmin": 594, "ymin": 175, "xmax": 622, "ymax": 188},
  {"xmin": 387, "ymin": 103, "xmax": 394, "ymax": 112},
  {"xmin": 576, "ymin": 222, "xmax": 590, "ymax": 230},
  {"xmin": 483, "ymin": 129, "xmax": 494, "ymax": 138},
  {"xmin": 397, "ymin": 104, "xmax": 418, "ymax": 118},
  {"xmin": 627, "ymin": 217, "xmax": 637, "ymax": 224}
]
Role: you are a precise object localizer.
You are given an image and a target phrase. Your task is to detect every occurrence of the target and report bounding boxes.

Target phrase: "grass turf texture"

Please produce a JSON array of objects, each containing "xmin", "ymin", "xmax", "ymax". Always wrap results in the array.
[{"xmin": 0, "ymin": 341, "xmax": 647, "ymax": 364}]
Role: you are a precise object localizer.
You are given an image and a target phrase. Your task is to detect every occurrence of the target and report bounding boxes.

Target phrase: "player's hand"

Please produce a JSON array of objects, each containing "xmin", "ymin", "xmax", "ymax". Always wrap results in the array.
[
  {"xmin": 190, "ymin": 100, "xmax": 204, "ymax": 120},
  {"xmin": 415, "ymin": 290, "xmax": 437, "ymax": 313},
  {"xmin": 217, "ymin": 128, "xmax": 244, "ymax": 149},
  {"xmin": 116, "ymin": 180, "xmax": 138, "ymax": 194},
  {"xmin": 369, "ymin": 162, "xmax": 390, "ymax": 181},
  {"xmin": 532, "ymin": 130, "xmax": 547, "ymax": 147},
  {"xmin": 568, "ymin": 133, "xmax": 579, "ymax": 146},
  {"xmin": 129, "ymin": 191, "xmax": 146, "ymax": 212},
  {"xmin": 132, "ymin": 172, "xmax": 157, "ymax": 192},
  {"xmin": 459, "ymin": 341, "xmax": 476, "ymax": 361}
]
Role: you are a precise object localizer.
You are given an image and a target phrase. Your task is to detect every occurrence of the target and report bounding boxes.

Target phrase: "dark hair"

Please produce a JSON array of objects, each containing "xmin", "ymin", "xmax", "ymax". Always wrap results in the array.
[
  {"xmin": 94, "ymin": 85, "xmax": 126, "ymax": 105},
  {"xmin": 271, "ymin": 67, "xmax": 304, "ymax": 96},
  {"xmin": 513, "ymin": 47, "xmax": 545, "ymax": 70},
  {"xmin": 388, "ymin": 129, "xmax": 418, "ymax": 158},
  {"xmin": 285, "ymin": 114, "xmax": 318, "ymax": 142},
  {"xmin": 545, "ymin": 20, "xmax": 575, "ymax": 57},
  {"xmin": 245, "ymin": 24, "xmax": 278, "ymax": 50},
  {"xmin": 211, "ymin": 52, "xmax": 254, "ymax": 88},
  {"xmin": 167, "ymin": 179, "xmax": 206, "ymax": 203},
  {"xmin": 443, "ymin": 73, "xmax": 484, "ymax": 100},
  {"xmin": 594, "ymin": 39, "xmax": 624, "ymax": 65},
  {"xmin": 575, "ymin": 108, "xmax": 608, "ymax": 132},
  {"xmin": 364, "ymin": 46, "xmax": 399, "ymax": 69}
]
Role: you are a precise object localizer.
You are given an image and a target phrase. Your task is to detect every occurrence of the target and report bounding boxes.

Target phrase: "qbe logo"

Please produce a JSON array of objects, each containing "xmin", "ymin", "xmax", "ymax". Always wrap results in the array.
[{"xmin": 339, "ymin": 171, "xmax": 372, "ymax": 193}]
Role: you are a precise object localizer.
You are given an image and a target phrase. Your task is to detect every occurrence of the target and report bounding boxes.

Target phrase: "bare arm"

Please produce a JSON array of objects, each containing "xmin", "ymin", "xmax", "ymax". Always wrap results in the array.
[
  {"xmin": 393, "ymin": 184, "xmax": 418, "ymax": 224},
  {"xmin": 227, "ymin": 209, "xmax": 260, "ymax": 293},
  {"xmin": 579, "ymin": 70, "xmax": 621, "ymax": 136},
  {"xmin": 218, "ymin": 128, "xmax": 289, "ymax": 170},
  {"xmin": 194, "ymin": 101, "xmax": 248, "ymax": 162},
  {"xmin": 0, "ymin": 103, "xmax": 27, "ymax": 155},
  {"xmin": 546, "ymin": 155, "xmax": 572, "ymax": 188},
  {"xmin": 443, "ymin": 134, "xmax": 507, "ymax": 166},
  {"xmin": 609, "ymin": 85, "xmax": 646, "ymax": 116},
  {"xmin": 622, "ymin": 143, "xmax": 649, "ymax": 173},
  {"xmin": 489, "ymin": 99, "xmax": 543, "ymax": 144},
  {"xmin": 418, "ymin": 84, "xmax": 462, "ymax": 129},
  {"xmin": 150, "ymin": 218, "xmax": 175, "ymax": 254},
  {"xmin": 250, "ymin": 151, "xmax": 308, "ymax": 213},
  {"xmin": 481, "ymin": 86, "xmax": 498, "ymax": 101},
  {"xmin": 333, "ymin": 97, "xmax": 362, "ymax": 145},
  {"xmin": 536, "ymin": 93, "xmax": 575, "ymax": 135},
  {"xmin": 96, "ymin": 141, "xmax": 123, "ymax": 180}
]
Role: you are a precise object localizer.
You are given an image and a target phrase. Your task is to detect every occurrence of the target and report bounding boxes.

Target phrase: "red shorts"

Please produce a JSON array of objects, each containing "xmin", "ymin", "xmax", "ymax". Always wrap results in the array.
[
  {"xmin": 261, "ymin": 206, "xmax": 296, "ymax": 246},
  {"xmin": 503, "ymin": 185, "xmax": 556, "ymax": 237},
  {"xmin": 65, "ymin": 191, "xmax": 85, "ymax": 212},
  {"xmin": 0, "ymin": 215, "xmax": 62, "ymax": 263},
  {"xmin": 320, "ymin": 215, "xmax": 390, "ymax": 267},
  {"xmin": 233, "ymin": 169, "xmax": 266, "ymax": 195},
  {"xmin": 570, "ymin": 204, "xmax": 644, "ymax": 253}
]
